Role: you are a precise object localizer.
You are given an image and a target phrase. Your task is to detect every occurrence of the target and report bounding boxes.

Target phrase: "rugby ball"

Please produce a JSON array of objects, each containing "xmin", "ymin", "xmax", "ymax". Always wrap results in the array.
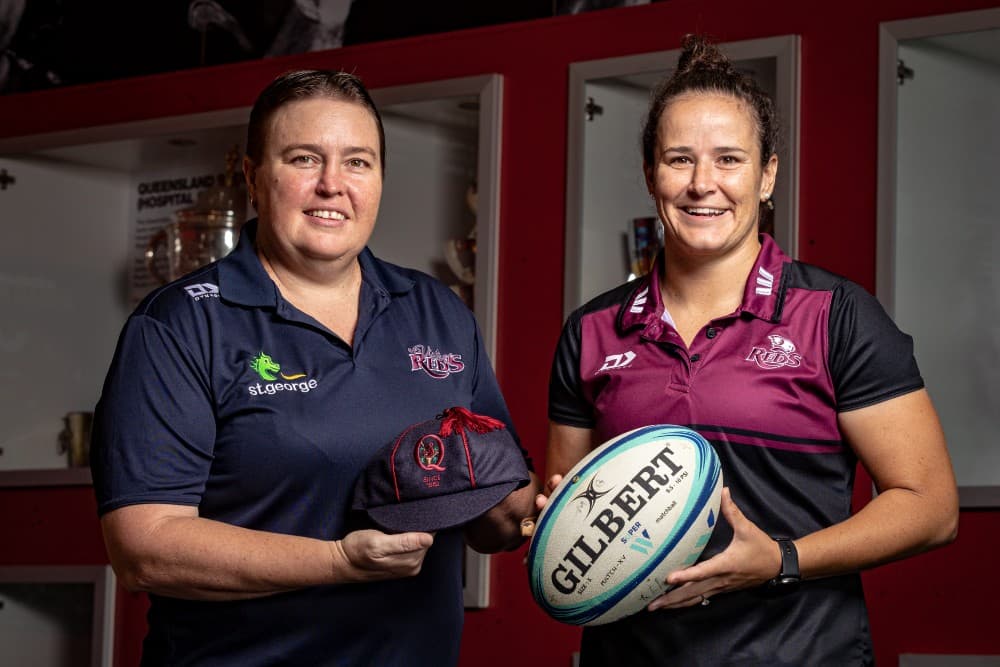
[{"xmin": 527, "ymin": 425, "xmax": 722, "ymax": 626}]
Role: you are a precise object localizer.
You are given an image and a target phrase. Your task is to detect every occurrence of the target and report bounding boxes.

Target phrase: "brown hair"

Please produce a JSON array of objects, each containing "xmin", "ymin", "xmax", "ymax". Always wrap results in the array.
[
  {"xmin": 245, "ymin": 70, "xmax": 386, "ymax": 176},
  {"xmin": 641, "ymin": 34, "xmax": 779, "ymax": 168}
]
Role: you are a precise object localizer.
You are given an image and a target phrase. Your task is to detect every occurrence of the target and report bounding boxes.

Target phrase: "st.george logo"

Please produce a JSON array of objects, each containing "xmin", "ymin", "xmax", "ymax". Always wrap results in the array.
[
  {"xmin": 247, "ymin": 351, "xmax": 318, "ymax": 396},
  {"xmin": 250, "ymin": 351, "xmax": 305, "ymax": 381},
  {"xmin": 745, "ymin": 334, "xmax": 803, "ymax": 370}
]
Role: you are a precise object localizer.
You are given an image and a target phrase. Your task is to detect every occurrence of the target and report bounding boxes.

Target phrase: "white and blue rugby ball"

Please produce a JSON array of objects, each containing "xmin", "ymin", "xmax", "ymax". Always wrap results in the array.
[{"xmin": 528, "ymin": 425, "xmax": 722, "ymax": 626}]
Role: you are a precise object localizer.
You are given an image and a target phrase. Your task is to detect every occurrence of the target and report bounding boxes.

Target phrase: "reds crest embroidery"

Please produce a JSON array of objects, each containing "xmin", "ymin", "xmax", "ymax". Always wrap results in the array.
[
  {"xmin": 408, "ymin": 344, "xmax": 465, "ymax": 379},
  {"xmin": 415, "ymin": 434, "xmax": 445, "ymax": 489},
  {"xmin": 745, "ymin": 334, "xmax": 803, "ymax": 370}
]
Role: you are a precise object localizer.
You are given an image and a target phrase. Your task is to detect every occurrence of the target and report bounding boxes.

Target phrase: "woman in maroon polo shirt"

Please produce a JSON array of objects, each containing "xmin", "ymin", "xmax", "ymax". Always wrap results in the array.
[{"xmin": 543, "ymin": 34, "xmax": 958, "ymax": 666}]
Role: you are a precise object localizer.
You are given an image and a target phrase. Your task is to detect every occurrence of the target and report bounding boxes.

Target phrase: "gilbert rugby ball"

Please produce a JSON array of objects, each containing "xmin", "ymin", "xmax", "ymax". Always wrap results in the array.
[{"xmin": 528, "ymin": 425, "xmax": 722, "ymax": 626}]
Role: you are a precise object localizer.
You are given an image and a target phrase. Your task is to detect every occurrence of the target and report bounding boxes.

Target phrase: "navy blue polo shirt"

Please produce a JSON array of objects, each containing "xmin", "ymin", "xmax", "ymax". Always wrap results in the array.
[
  {"xmin": 92, "ymin": 220, "xmax": 521, "ymax": 666},
  {"xmin": 549, "ymin": 234, "xmax": 922, "ymax": 666}
]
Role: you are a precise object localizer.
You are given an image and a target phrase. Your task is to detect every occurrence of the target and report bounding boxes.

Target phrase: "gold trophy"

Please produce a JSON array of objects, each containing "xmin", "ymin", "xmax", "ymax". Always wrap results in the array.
[
  {"xmin": 145, "ymin": 146, "xmax": 247, "ymax": 284},
  {"xmin": 58, "ymin": 411, "xmax": 93, "ymax": 468}
]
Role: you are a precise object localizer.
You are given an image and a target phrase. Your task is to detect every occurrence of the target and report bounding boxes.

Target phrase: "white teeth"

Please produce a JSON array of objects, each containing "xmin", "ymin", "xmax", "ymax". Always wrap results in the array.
[
  {"xmin": 307, "ymin": 209, "xmax": 346, "ymax": 220},
  {"xmin": 685, "ymin": 207, "xmax": 726, "ymax": 215}
]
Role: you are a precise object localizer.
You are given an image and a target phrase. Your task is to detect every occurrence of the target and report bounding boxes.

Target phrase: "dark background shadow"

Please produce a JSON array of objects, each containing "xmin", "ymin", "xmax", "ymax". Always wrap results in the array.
[{"xmin": 0, "ymin": 0, "xmax": 652, "ymax": 95}]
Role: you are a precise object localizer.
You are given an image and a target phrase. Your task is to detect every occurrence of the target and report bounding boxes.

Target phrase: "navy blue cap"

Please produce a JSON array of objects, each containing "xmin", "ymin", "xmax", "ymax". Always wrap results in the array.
[{"xmin": 352, "ymin": 407, "xmax": 530, "ymax": 533}]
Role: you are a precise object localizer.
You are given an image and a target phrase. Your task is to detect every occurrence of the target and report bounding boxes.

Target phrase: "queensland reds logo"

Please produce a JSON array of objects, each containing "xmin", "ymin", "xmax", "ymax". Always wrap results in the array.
[
  {"xmin": 745, "ymin": 334, "xmax": 803, "ymax": 370},
  {"xmin": 415, "ymin": 434, "xmax": 446, "ymax": 472},
  {"xmin": 408, "ymin": 344, "xmax": 466, "ymax": 379}
]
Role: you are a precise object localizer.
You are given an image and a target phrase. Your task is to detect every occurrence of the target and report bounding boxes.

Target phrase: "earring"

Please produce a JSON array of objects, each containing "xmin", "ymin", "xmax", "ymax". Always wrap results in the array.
[{"xmin": 762, "ymin": 193, "xmax": 774, "ymax": 211}]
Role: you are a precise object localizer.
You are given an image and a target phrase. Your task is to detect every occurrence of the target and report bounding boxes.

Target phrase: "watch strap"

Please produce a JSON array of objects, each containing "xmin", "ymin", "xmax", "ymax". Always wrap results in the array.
[{"xmin": 770, "ymin": 537, "xmax": 800, "ymax": 585}]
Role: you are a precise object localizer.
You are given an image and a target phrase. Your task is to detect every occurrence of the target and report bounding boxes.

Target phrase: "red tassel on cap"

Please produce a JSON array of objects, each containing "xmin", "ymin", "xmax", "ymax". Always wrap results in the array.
[{"xmin": 439, "ymin": 406, "xmax": 505, "ymax": 437}]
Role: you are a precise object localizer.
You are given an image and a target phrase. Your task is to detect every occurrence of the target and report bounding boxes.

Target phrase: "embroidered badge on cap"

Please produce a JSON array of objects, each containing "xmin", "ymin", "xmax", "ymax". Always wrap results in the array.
[{"xmin": 416, "ymin": 434, "xmax": 446, "ymax": 473}]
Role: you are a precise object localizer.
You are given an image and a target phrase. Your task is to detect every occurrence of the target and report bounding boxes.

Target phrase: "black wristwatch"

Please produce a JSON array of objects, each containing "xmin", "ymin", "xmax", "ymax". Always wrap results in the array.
[{"xmin": 767, "ymin": 537, "xmax": 800, "ymax": 591}]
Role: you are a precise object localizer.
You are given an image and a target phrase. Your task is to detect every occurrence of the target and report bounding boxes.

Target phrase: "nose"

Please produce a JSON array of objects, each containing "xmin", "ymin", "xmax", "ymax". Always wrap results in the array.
[
  {"xmin": 687, "ymin": 160, "xmax": 715, "ymax": 197},
  {"xmin": 316, "ymin": 164, "xmax": 344, "ymax": 196}
]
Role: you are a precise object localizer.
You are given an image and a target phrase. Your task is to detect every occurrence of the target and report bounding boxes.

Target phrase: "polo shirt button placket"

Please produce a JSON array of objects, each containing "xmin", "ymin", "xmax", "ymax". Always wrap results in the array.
[{"xmin": 688, "ymin": 327, "xmax": 718, "ymax": 368}]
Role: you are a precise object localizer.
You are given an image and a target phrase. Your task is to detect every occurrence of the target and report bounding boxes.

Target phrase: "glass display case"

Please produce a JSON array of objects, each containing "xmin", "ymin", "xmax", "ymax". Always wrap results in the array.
[{"xmin": 876, "ymin": 8, "xmax": 1000, "ymax": 507}]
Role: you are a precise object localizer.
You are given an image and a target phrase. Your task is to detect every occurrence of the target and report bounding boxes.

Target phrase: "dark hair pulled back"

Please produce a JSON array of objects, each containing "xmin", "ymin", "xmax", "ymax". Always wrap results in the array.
[
  {"xmin": 641, "ymin": 34, "xmax": 779, "ymax": 168},
  {"xmin": 246, "ymin": 69, "xmax": 386, "ymax": 175}
]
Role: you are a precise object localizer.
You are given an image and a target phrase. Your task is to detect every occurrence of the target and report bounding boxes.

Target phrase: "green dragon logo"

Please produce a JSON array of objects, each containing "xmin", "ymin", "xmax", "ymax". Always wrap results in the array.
[{"xmin": 250, "ymin": 351, "xmax": 307, "ymax": 382}]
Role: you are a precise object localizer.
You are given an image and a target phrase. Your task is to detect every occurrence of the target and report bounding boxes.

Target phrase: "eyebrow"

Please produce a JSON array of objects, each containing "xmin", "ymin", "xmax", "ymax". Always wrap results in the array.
[
  {"xmin": 341, "ymin": 145, "xmax": 378, "ymax": 159},
  {"xmin": 282, "ymin": 143, "xmax": 379, "ymax": 159},
  {"xmin": 663, "ymin": 145, "xmax": 751, "ymax": 154}
]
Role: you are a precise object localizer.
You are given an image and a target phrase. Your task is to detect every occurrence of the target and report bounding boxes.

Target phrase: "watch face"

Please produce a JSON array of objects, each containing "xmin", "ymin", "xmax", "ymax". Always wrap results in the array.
[{"xmin": 767, "ymin": 575, "xmax": 800, "ymax": 589}]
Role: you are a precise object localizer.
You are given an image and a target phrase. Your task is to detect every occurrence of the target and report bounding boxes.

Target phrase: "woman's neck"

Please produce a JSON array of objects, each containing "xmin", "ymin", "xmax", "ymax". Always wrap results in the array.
[
  {"xmin": 256, "ymin": 240, "xmax": 364, "ymax": 345},
  {"xmin": 658, "ymin": 241, "xmax": 759, "ymax": 346},
  {"xmin": 259, "ymin": 245, "xmax": 361, "ymax": 296}
]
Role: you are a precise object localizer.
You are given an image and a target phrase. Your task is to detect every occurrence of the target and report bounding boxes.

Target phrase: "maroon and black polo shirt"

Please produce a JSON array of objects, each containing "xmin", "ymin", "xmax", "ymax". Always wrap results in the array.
[{"xmin": 550, "ymin": 234, "xmax": 922, "ymax": 666}]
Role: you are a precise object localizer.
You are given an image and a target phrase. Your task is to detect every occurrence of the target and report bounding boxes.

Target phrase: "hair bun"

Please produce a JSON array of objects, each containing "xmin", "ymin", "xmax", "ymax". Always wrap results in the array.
[
  {"xmin": 640, "ymin": 33, "xmax": 780, "ymax": 170},
  {"xmin": 675, "ymin": 34, "xmax": 737, "ymax": 77}
]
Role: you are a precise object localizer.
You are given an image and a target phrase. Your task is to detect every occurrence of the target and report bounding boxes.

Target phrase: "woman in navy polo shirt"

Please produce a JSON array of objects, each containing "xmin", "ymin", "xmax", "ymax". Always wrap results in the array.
[
  {"xmin": 543, "ymin": 35, "xmax": 958, "ymax": 666},
  {"xmin": 91, "ymin": 70, "xmax": 537, "ymax": 666}
]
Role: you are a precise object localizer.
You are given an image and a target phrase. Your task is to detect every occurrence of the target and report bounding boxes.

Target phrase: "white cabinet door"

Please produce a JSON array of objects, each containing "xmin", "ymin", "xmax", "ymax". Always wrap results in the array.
[{"xmin": 0, "ymin": 157, "xmax": 131, "ymax": 470}]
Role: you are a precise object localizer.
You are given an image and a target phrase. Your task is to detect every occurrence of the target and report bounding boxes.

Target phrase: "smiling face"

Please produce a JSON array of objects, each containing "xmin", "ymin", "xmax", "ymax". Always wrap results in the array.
[
  {"xmin": 244, "ymin": 96, "xmax": 383, "ymax": 268},
  {"xmin": 644, "ymin": 92, "xmax": 777, "ymax": 262}
]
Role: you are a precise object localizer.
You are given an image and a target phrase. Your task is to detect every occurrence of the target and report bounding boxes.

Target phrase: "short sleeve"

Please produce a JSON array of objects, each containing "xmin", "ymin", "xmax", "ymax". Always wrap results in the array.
[
  {"xmin": 548, "ymin": 311, "xmax": 595, "ymax": 428},
  {"xmin": 829, "ymin": 280, "xmax": 924, "ymax": 412},
  {"xmin": 90, "ymin": 314, "xmax": 217, "ymax": 515}
]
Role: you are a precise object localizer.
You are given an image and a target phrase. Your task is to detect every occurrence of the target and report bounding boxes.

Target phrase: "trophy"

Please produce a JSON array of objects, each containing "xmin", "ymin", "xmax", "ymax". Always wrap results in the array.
[
  {"xmin": 145, "ymin": 146, "xmax": 247, "ymax": 284},
  {"xmin": 58, "ymin": 411, "xmax": 93, "ymax": 468},
  {"xmin": 443, "ymin": 182, "xmax": 478, "ymax": 308}
]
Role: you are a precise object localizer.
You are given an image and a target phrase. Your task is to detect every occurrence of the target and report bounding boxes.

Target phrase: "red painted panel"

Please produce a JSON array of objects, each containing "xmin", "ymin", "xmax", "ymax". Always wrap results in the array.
[{"xmin": 0, "ymin": 487, "xmax": 106, "ymax": 564}]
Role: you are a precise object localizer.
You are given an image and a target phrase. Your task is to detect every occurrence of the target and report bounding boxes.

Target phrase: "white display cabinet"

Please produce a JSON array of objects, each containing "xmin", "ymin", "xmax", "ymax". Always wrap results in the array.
[
  {"xmin": 0, "ymin": 565, "xmax": 116, "ymax": 667},
  {"xmin": 0, "ymin": 74, "xmax": 501, "ymax": 471},
  {"xmin": 876, "ymin": 8, "xmax": 1000, "ymax": 507},
  {"xmin": 0, "ymin": 74, "xmax": 503, "ymax": 607},
  {"xmin": 563, "ymin": 35, "xmax": 800, "ymax": 315},
  {"xmin": 0, "ymin": 112, "xmax": 251, "ymax": 478}
]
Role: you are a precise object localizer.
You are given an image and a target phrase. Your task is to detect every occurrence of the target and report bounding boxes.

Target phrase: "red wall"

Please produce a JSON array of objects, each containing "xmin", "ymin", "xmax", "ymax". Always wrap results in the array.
[{"xmin": 2, "ymin": 1, "xmax": 999, "ymax": 665}]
